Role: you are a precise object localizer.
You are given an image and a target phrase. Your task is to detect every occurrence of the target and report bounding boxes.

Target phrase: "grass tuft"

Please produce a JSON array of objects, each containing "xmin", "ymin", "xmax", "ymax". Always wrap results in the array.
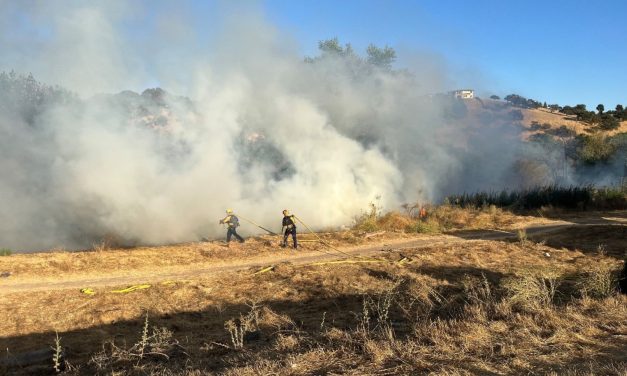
[
  {"xmin": 0, "ymin": 248, "xmax": 12, "ymax": 256},
  {"xmin": 503, "ymin": 269, "xmax": 561, "ymax": 309},
  {"xmin": 575, "ymin": 262, "xmax": 620, "ymax": 299}
]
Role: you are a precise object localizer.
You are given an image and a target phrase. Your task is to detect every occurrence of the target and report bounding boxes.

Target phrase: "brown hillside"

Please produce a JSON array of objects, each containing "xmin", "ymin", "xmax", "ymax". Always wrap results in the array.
[
  {"xmin": 463, "ymin": 98, "xmax": 627, "ymax": 139},
  {"xmin": 522, "ymin": 107, "xmax": 627, "ymax": 136}
]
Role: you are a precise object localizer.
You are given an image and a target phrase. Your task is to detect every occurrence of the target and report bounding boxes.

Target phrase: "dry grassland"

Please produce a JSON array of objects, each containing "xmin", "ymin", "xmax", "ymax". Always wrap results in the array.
[
  {"xmin": 522, "ymin": 108, "xmax": 627, "ymax": 137},
  {"xmin": 0, "ymin": 208, "xmax": 625, "ymax": 375}
]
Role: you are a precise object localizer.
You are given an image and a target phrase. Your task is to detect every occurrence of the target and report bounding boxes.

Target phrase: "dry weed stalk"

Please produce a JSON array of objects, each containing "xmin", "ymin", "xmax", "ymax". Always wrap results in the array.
[
  {"xmin": 52, "ymin": 331, "xmax": 63, "ymax": 373},
  {"xmin": 88, "ymin": 313, "xmax": 185, "ymax": 371},
  {"xmin": 463, "ymin": 273, "xmax": 495, "ymax": 309},
  {"xmin": 138, "ymin": 313, "xmax": 150, "ymax": 359},
  {"xmin": 224, "ymin": 302, "xmax": 261, "ymax": 350},
  {"xmin": 517, "ymin": 228, "xmax": 528, "ymax": 246},
  {"xmin": 91, "ymin": 240, "xmax": 108, "ymax": 252}
]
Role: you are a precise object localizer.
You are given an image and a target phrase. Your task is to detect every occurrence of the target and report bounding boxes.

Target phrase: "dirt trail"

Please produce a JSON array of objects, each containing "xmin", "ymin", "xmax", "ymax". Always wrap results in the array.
[
  {"xmin": 0, "ymin": 237, "xmax": 456, "ymax": 294},
  {"xmin": 1, "ymin": 220, "xmax": 624, "ymax": 294}
]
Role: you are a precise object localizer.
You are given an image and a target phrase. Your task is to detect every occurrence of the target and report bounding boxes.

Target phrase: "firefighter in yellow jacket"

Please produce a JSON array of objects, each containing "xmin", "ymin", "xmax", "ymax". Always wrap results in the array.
[{"xmin": 219, "ymin": 209, "xmax": 244, "ymax": 243}]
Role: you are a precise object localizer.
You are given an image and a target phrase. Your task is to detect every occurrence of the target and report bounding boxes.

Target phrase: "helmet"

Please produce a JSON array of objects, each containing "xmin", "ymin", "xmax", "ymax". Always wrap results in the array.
[{"xmin": 226, "ymin": 209, "xmax": 233, "ymax": 214}]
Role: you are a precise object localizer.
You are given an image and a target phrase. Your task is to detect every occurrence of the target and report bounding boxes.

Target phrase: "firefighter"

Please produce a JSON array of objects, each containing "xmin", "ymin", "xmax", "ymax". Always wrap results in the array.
[
  {"xmin": 219, "ymin": 209, "xmax": 244, "ymax": 243},
  {"xmin": 419, "ymin": 206, "xmax": 428, "ymax": 221},
  {"xmin": 281, "ymin": 209, "xmax": 298, "ymax": 249}
]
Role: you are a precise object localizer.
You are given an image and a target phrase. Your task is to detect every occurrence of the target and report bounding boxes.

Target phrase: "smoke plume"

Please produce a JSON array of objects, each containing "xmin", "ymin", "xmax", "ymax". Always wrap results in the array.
[{"xmin": 0, "ymin": 2, "xmax": 615, "ymax": 252}]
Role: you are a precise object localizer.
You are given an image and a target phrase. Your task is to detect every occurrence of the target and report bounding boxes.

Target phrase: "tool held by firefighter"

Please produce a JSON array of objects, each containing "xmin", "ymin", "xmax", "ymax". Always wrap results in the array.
[
  {"xmin": 219, "ymin": 209, "xmax": 245, "ymax": 244},
  {"xmin": 237, "ymin": 214, "xmax": 278, "ymax": 236},
  {"xmin": 281, "ymin": 209, "xmax": 298, "ymax": 249}
]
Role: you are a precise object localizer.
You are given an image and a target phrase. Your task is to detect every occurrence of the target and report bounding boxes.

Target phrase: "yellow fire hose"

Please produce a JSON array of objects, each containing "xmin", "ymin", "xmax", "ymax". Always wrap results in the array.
[
  {"xmin": 111, "ymin": 284, "xmax": 151, "ymax": 293},
  {"xmin": 293, "ymin": 215, "xmax": 355, "ymax": 258},
  {"xmin": 253, "ymin": 265, "xmax": 275, "ymax": 275},
  {"xmin": 237, "ymin": 214, "xmax": 278, "ymax": 235},
  {"xmin": 80, "ymin": 281, "xmax": 176, "ymax": 295},
  {"xmin": 310, "ymin": 256, "xmax": 410, "ymax": 267}
]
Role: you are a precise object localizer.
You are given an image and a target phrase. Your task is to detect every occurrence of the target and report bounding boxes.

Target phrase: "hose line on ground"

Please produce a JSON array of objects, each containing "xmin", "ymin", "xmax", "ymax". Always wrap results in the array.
[
  {"xmin": 293, "ymin": 215, "xmax": 356, "ymax": 259},
  {"xmin": 237, "ymin": 214, "xmax": 279, "ymax": 236}
]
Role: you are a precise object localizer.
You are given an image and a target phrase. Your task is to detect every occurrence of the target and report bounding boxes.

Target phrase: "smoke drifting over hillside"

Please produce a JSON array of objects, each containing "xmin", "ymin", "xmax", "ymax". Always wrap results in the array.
[{"xmin": 0, "ymin": 3, "xmax": 619, "ymax": 252}]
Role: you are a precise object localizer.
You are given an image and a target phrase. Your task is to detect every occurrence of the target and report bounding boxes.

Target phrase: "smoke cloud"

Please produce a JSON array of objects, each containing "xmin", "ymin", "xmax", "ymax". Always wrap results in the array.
[{"xmin": 0, "ymin": 2, "xmax": 614, "ymax": 252}]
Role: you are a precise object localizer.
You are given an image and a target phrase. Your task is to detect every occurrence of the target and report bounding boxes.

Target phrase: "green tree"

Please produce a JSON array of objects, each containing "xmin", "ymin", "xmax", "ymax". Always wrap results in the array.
[
  {"xmin": 576, "ymin": 134, "xmax": 616, "ymax": 163},
  {"xmin": 599, "ymin": 113, "xmax": 619, "ymax": 130},
  {"xmin": 489, "ymin": 95, "xmax": 500, "ymax": 100},
  {"xmin": 318, "ymin": 38, "xmax": 344, "ymax": 54},
  {"xmin": 366, "ymin": 44, "xmax": 396, "ymax": 69},
  {"xmin": 615, "ymin": 104, "xmax": 625, "ymax": 120},
  {"xmin": 596, "ymin": 104, "xmax": 604, "ymax": 114},
  {"xmin": 305, "ymin": 38, "xmax": 360, "ymax": 64},
  {"xmin": 575, "ymin": 104, "xmax": 587, "ymax": 112}
]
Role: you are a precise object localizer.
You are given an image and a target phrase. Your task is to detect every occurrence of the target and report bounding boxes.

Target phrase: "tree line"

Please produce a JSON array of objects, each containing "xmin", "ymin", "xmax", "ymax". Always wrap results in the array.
[{"xmin": 491, "ymin": 93, "xmax": 626, "ymax": 131}]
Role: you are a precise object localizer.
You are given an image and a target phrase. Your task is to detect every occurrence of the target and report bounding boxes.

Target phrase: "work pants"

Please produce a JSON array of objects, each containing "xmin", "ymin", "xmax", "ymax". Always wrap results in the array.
[
  {"xmin": 283, "ymin": 227, "xmax": 297, "ymax": 249},
  {"xmin": 227, "ymin": 227, "xmax": 244, "ymax": 243}
]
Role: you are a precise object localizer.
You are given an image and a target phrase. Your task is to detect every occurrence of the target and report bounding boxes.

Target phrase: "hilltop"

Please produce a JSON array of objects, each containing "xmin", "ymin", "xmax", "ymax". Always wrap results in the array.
[{"xmin": 461, "ymin": 97, "xmax": 627, "ymax": 139}]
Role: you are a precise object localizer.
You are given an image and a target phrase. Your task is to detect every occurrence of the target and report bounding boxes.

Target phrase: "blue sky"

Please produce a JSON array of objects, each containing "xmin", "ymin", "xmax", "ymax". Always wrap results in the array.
[
  {"xmin": 2, "ymin": 1, "xmax": 625, "ymax": 109},
  {"xmin": 257, "ymin": 0, "xmax": 626, "ymax": 109}
]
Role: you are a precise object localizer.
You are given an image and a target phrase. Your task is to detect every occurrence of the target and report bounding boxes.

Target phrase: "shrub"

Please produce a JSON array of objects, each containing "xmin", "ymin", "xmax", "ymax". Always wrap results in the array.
[
  {"xmin": 224, "ymin": 303, "xmax": 261, "ymax": 350},
  {"xmin": 377, "ymin": 212, "xmax": 414, "ymax": 231},
  {"xmin": 599, "ymin": 113, "xmax": 620, "ymax": 130},
  {"xmin": 89, "ymin": 313, "xmax": 184, "ymax": 371},
  {"xmin": 404, "ymin": 220, "xmax": 440, "ymax": 234},
  {"xmin": 0, "ymin": 248, "xmax": 12, "ymax": 256},
  {"xmin": 516, "ymin": 229, "xmax": 528, "ymax": 245},
  {"xmin": 503, "ymin": 270, "xmax": 561, "ymax": 309},
  {"xmin": 354, "ymin": 202, "xmax": 381, "ymax": 232},
  {"xmin": 445, "ymin": 185, "xmax": 626, "ymax": 211},
  {"xmin": 575, "ymin": 263, "xmax": 620, "ymax": 299},
  {"xmin": 577, "ymin": 134, "xmax": 617, "ymax": 163}
]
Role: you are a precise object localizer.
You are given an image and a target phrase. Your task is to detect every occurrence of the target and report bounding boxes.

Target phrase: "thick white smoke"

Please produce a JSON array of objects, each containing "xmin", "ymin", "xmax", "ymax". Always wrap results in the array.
[{"xmin": 0, "ymin": 2, "xmax": 559, "ymax": 251}]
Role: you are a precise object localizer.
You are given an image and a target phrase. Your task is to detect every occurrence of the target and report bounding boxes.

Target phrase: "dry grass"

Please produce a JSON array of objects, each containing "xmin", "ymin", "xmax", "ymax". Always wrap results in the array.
[
  {"xmin": 522, "ymin": 107, "xmax": 627, "ymax": 137},
  {"xmin": 1, "ymin": 209, "xmax": 624, "ymax": 374},
  {"xmin": 354, "ymin": 204, "xmax": 540, "ymax": 235},
  {"xmin": 0, "ymin": 231, "xmax": 404, "ymax": 281},
  {"xmin": 1, "ymin": 231, "xmax": 626, "ymax": 375},
  {"xmin": 0, "ymin": 206, "xmax": 551, "ymax": 283}
]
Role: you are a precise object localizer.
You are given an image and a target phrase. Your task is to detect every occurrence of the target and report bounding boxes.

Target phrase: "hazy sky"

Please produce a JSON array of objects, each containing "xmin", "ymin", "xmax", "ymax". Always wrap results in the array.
[
  {"xmin": 2, "ymin": 0, "xmax": 625, "ymax": 109},
  {"xmin": 259, "ymin": 0, "xmax": 626, "ymax": 109}
]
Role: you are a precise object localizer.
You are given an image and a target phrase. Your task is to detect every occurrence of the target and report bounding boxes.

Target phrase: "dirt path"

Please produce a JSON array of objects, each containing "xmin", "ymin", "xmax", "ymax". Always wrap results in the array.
[
  {"xmin": 0, "ymin": 237, "xmax": 456, "ymax": 294},
  {"xmin": 1, "ymin": 220, "xmax": 624, "ymax": 294}
]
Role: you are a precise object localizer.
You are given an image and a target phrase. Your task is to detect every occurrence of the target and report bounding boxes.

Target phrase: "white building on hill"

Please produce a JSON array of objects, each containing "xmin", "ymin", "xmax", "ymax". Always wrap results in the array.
[{"xmin": 451, "ymin": 89, "xmax": 474, "ymax": 99}]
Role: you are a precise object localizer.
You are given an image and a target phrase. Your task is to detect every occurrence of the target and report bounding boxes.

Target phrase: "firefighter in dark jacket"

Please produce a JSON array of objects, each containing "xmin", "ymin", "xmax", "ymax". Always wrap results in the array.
[
  {"xmin": 219, "ymin": 209, "xmax": 244, "ymax": 243},
  {"xmin": 281, "ymin": 209, "xmax": 298, "ymax": 249}
]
